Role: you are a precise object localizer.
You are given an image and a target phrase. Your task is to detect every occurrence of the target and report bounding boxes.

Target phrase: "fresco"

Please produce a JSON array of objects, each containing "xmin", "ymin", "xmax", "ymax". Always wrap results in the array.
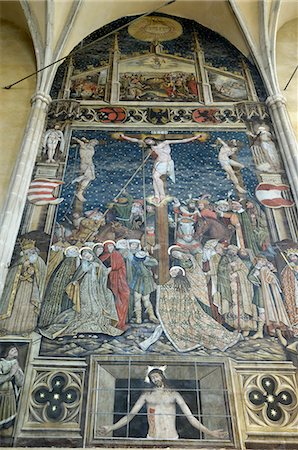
[
  {"xmin": 119, "ymin": 68, "xmax": 199, "ymax": 102},
  {"xmin": 70, "ymin": 69, "xmax": 108, "ymax": 101},
  {"xmin": 207, "ymin": 70, "xmax": 248, "ymax": 102},
  {"xmin": 1, "ymin": 12, "xmax": 297, "ymax": 449},
  {"xmin": 0, "ymin": 342, "xmax": 28, "ymax": 442}
]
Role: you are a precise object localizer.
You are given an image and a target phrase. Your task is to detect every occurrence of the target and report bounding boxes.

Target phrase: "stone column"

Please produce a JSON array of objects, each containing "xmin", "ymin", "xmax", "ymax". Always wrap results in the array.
[
  {"xmin": 266, "ymin": 94, "xmax": 298, "ymax": 204},
  {"xmin": 0, "ymin": 91, "xmax": 51, "ymax": 297}
]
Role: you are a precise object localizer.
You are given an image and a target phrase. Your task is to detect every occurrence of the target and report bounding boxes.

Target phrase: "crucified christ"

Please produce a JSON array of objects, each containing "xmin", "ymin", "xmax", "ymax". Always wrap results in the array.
[{"xmin": 120, "ymin": 134, "xmax": 202, "ymax": 204}]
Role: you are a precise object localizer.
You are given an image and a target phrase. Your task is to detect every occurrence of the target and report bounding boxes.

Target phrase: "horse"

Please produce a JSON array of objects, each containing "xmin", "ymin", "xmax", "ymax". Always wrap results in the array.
[
  {"xmin": 195, "ymin": 217, "xmax": 235, "ymax": 245},
  {"xmin": 94, "ymin": 221, "xmax": 144, "ymax": 243},
  {"xmin": 176, "ymin": 218, "xmax": 201, "ymax": 255}
]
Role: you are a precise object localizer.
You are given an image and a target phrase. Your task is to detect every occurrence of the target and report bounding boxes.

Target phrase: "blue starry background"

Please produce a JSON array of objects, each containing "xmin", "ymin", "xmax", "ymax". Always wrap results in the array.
[{"xmin": 57, "ymin": 130, "xmax": 258, "ymax": 222}]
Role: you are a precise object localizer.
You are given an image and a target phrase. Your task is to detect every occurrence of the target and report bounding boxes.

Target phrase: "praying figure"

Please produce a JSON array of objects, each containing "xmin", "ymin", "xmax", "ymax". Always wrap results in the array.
[{"xmin": 120, "ymin": 134, "xmax": 202, "ymax": 204}]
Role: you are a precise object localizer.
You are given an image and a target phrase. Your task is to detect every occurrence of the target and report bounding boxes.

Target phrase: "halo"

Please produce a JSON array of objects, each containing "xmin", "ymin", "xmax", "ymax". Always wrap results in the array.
[
  {"xmin": 93, "ymin": 242, "xmax": 103, "ymax": 248},
  {"xmin": 168, "ymin": 245, "xmax": 186, "ymax": 255},
  {"xmin": 64, "ymin": 245, "xmax": 79, "ymax": 256},
  {"xmin": 103, "ymin": 240, "xmax": 116, "ymax": 247},
  {"xmin": 93, "ymin": 242, "xmax": 104, "ymax": 252},
  {"xmin": 144, "ymin": 365, "xmax": 167, "ymax": 383},
  {"xmin": 79, "ymin": 246, "xmax": 94, "ymax": 259},
  {"xmin": 170, "ymin": 265, "xmax": 186, "ymax": 276}
]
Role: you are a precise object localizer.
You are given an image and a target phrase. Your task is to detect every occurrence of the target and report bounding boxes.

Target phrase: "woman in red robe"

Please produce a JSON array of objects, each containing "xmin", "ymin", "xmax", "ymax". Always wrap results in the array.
[{"xmin": 100, "ymin": 240, "xmax": 130, "ymax": 330}]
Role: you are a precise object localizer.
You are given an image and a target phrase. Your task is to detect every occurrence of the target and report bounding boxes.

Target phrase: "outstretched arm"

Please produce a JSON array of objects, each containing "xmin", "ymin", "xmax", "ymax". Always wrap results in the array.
[
  {"xmin": 175, "ymin": 393, "xmax": 227, "ymax": 439},
  {"xmin": 164, "ymin": 135, "xmax": 201, "ymax": 145},
  {"xmin": 73, "ymin": 137, "xmax": 85, "ymax": 146},
  {"xmin": 216, "ymin": 137, "xmax": 226, "ymax": 146},
  {"xmin": 120, "ymin": 134, "xmax": 143, "ymax": 144},
  {"xmin": 99, "ymin": 393, "xmax": 146, "ymax": 435}
]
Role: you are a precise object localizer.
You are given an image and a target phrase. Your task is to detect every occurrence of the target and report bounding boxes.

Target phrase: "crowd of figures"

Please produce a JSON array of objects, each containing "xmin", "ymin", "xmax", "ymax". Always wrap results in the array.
[
  {"xmin": 1, "ymin": 188, "xmax": 297, "ymax": 354},
  {"xmin": 119, "ymin": 71, "xmax": 198, "ymax": 101}
]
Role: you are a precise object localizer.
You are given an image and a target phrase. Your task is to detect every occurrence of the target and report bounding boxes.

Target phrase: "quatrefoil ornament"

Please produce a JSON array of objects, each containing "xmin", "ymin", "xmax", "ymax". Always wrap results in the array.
[
  {"xmin": 34, "ymin": 373, "xmax": 79, "ymax": 421},
  {"xmin": 248, "ymin": 376, "xmax": 293, "ymax": 422}
]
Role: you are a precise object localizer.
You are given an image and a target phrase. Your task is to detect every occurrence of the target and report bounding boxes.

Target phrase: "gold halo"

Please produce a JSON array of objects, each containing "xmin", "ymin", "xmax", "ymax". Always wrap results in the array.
[
  {"xmin": 93, "ymin": 242, "xmax": 103, "ymax": 248},
  {"xmin": 168, "ymin": 245, "xmax": 187, "ymax": 255},
  {"xmin": 103, "ymin": 240, "xmax": 116, "ymax": 247},
  {"xmin": 128, "ymin": 16, "xmax": 182, "ymax": 43},
  {"xmin": 170, "ymin": 266, "xmax": 185, "ymax": 276},
  {"xmin": 64, "ymin": 245, "xmax": 79, "ymax": 256},
  {"xmin": 79, "ymin": 246, "xmax": 94, "ymax": 259}
]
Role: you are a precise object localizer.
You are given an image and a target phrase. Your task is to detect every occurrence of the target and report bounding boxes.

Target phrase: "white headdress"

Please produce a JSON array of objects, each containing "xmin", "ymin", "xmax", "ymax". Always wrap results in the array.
[{"xmin": 144, "ymin": 365, "xmax": 167, "ymax": 383}]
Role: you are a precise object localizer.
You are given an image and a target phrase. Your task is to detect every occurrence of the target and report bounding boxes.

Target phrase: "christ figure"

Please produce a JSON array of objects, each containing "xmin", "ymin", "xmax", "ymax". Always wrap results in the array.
[
  {"xmin": 120, "ymin": 134, "xmax": 201, "ymax": 204},
  {"xmin": 99, "ymin": 366, "xmax": 227, "ymax": 440}
]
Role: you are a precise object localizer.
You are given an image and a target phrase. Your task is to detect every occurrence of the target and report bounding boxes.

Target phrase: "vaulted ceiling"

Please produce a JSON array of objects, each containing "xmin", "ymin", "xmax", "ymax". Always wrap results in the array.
[{"xmin": 1, "ymin": 0, "xmax": 297, "ymax": 96}]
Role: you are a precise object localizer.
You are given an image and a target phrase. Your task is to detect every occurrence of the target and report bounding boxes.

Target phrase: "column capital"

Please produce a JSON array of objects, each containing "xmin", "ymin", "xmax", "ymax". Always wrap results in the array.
[
  {"xmin": 266, "ymin": 93, "xmax": 287, "ymax": 108},
  {"xmin": 31, "ymin": 91, "xmax": 52, "ymax": 106}
]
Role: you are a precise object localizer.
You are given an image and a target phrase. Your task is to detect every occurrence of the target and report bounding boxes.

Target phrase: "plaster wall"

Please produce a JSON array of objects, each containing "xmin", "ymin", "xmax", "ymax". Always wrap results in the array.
[
  {"xmin": 276, "ymin": 18, "xmax": 298, "ymax": 139},
  {"xmin": 0, "ymin": 19, "xmax": 36, "ymax": 210}
]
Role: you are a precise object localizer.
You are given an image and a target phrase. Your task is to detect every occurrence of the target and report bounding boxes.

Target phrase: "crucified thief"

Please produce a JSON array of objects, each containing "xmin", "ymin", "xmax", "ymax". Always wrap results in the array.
[
  {"xmin": 120, "ymin": 134, "xmax": 202, "ymax": 204},
  {"xmin": 99, "ymin": 367, "xmax": 227, "ymax": 440},
  {"xmin": 72, "ymin": 137, "xmax": 99, "ymax": 202}
]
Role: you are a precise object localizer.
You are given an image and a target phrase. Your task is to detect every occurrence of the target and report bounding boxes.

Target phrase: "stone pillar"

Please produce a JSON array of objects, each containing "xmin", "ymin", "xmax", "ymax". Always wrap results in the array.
[
  {"xmin": 266, "ymin": 94, "xmax": 298, "ymax": 204},
  {"xmin": 0, "ymin": 91, "xmax": 51, "ymax": 297},
  {"xmin": 193, "ymin": 32, "xmax": 212, "ymax": 103}
]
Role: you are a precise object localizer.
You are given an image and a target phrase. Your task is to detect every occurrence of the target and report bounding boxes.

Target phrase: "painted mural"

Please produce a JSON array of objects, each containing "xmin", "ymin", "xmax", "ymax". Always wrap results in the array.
[{"xmin": 1, "ymin": 13, "xmax": 297, "ymax": 449}]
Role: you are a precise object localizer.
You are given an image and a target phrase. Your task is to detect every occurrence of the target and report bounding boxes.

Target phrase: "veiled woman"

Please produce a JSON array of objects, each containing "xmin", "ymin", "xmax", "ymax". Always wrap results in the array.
[
  {"xmin": 168, "ymin": 245, "xmax": 210, "ymax": 314},
  {"xmin": 157, "ymin": 266, "xmax": 241, "ymax": 352},
  {"xmin": 40, "ymin": 246, "xmax": 122, "ymax": 339},
  {"xmin": 38, "ymin": 246, "xmax": 80, "ymax": 327}
]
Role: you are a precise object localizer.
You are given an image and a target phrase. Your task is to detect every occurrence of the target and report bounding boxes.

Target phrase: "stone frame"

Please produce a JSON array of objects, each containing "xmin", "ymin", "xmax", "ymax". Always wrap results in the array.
[{"xmin": 84, "ymin": 355, "xmax": 240, "ymax": 448}]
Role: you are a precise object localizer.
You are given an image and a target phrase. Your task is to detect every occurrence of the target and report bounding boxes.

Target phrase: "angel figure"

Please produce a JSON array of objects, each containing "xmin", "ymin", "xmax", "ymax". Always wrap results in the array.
[{"xmin": 43, "ymin": 125, "xmax": 65, "ymax": 163}]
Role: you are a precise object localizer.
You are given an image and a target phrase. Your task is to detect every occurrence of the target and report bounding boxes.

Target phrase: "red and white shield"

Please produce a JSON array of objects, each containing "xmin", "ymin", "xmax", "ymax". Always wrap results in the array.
[{"xmin": 255, "ymin": 183, "xmax": 294, "ymax": 208}]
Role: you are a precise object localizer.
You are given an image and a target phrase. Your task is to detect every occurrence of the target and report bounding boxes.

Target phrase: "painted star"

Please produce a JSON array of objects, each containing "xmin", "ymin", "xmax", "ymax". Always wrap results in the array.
[{"xmin": 270, "ymin": 409, "xmax": 277, "ymax": 417}]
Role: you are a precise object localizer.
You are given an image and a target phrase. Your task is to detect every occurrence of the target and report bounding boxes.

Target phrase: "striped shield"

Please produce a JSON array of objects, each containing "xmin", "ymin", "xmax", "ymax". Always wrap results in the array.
[{"xmin": 27, "ymin": 178, "xmax": 64, "ymax": 206}]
